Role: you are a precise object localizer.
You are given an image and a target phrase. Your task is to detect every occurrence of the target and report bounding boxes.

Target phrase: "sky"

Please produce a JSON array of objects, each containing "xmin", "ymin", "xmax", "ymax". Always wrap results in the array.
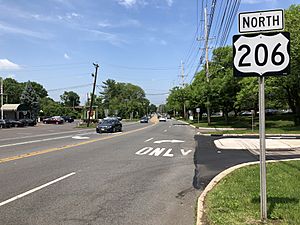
[{"xmin": 0, "ymin": 0, "xmax": 299, "ymax": 106}]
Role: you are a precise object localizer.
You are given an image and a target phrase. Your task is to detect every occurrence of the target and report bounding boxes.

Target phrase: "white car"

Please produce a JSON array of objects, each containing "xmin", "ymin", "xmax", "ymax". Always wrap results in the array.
[{"xmin": 159, "ymin": 117, "xmax": 167, "ymax": 122}]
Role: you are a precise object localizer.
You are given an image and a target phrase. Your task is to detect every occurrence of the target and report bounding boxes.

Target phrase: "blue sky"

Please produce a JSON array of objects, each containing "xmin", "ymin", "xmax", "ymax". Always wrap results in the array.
[{"xmin": 0, "ymin": 0, "xmax": 299, "ymax": 105}]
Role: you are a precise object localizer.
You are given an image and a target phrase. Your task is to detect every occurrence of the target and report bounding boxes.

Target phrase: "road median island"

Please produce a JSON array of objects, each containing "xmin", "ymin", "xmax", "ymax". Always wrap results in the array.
[{"xmin": 197, "ymin": 159, "xmax": 300, "ymax": 225}]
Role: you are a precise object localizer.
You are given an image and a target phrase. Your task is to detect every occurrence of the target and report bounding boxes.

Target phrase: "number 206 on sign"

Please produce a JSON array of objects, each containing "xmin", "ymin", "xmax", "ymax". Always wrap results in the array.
[{"xmin": 233, "ymin": 32, "xmax": 290, "ymax": 77}]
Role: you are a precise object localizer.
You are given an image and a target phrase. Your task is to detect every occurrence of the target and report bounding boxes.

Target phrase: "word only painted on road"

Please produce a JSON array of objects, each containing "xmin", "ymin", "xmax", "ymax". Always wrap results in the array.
[{"xmin": 135, "ymin": 147, "xmax": 192, "ymax": 158}]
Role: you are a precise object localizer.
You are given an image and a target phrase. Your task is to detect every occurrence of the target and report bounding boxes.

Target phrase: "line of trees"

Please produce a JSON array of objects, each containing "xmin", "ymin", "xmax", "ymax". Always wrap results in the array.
[
  {"xmin": 0, "ymin": 78, "xmax": 81, "ymax": 118},
  {"xmin": 93, "ymin": 79, "xmax": 157, "ymax": 119},
  {"xmin": 166, "ymin": 5, "xmax": 300, "ymax": 125},
  {"xmin": 1, "ymin": 77, "xmax": 156, "ymax": 120}
]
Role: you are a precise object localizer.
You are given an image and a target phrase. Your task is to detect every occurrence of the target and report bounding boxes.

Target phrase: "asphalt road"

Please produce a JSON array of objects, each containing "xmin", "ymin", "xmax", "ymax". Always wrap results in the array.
[
  {"xmin": 0, "ymin": 120, "xmax": 202, "ymax": 225},
  {"xmin": 2, "ymin": 120, "xmax": 299, "ymax": 225}
]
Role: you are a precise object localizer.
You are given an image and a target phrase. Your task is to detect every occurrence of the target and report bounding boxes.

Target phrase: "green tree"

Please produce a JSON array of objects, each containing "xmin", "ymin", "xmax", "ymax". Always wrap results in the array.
[
  {"xmin": 149, "ymin": 104, "xmax": 157, "ymax": 114},
  {"xmin": 20, "ymin": 81, "xmax": 40, "ymax": 119},
  {"xmin": 2, "ymin": 78, "xmax": 23, "ymax": 104},
  {"xmin": 268, "ymin": 5, "xmax": 300, "ymax": 125},
  {"xmin": 99, "ymin": 79, "xmax": 150, "ymax": 119},
  {"xmin": 60, "ymin": 91, "xmax": 80, "ymax": 108}
]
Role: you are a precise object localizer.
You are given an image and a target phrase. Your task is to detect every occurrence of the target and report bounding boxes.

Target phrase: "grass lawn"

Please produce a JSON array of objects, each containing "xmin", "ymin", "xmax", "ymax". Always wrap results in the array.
[
  {"xmin": 185, "ymin": 114, "xmax": 300, "ymax": 134},
  {"xmin": 204, "ymin": 160, "xmax": 300, "ymax": 225}
]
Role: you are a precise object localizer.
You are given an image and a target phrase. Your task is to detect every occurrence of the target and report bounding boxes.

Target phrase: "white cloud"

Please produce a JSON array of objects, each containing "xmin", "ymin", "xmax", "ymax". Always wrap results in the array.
[
  {"xmin": 118, "ymin": 0, "xmax": 137, "ymax": 8},
  {"xmin": 117, "ymin": 0, "xmax": 148, "ymax": 8},
  {"xmin": 0, "ymin": 22, "xmax": 52, "ymax": 39},
  {"xmin": 84, "ymin": 29, "xmax": 127, "ymax": 46},
  {"xmin": 64, "ymin": 53, "xmax": 70, "ymax": 59},
  {"xmin": 160, "ymin": 40, "xmax": 167, "ymax": 45},
  {"xmin": 98, "ymin": 20, "xmax": 113, "ymax": 28},
  {"xmin": 98, "ymin": 19, "xmax": 141, "ymax": 28},
  {"xmin": 166, "ymin": 0, "xmax": 173, "ymax": 7},
  {"xmin": 0, "ymin": 59, "xmax": 21, "ymax": 70},
  {"xmin": 242, "ymin": 0, "xmax": 277, "ymax": 4}
]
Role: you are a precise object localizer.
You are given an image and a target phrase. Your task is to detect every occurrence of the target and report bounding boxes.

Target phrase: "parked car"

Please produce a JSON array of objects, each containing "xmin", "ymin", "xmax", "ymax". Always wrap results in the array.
[
  {"xmin": 140, "ymin": 116, "xmax": 149, "ymax": 123},
  {"xmin": 0, "ymin": 119, "xmax": 11, "ymax": 128},
  {"xmin": 7, "ymin": 119, "xmax": 25, "ymax": 127},
  {"xmin": 19, "ymin": 118, "xmax": 37, "ymax": 126},
  {"xmin": 43, "ymin": 116, "xmax": 64, "ymax": 124},
  {"xmin": 96, "ymin": 118, "xmax": 122, "ymax": 133},
  {"xmin": 61, "ymin": 116, "xmax": 74, "ymax": 123}
]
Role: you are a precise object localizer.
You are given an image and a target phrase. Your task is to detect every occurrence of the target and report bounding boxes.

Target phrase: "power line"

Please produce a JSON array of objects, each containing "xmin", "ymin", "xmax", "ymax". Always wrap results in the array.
[{"xmin": 47, "ymin": 83, "xmax": 93, "ymax": 92}]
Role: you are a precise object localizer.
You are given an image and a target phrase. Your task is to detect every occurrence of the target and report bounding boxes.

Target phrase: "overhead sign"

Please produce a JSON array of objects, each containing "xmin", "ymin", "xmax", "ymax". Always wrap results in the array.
[
  {"xmin": 233, "ymin": 32, "xmax": 290, "ymax": 77},
  {"xmin": 239, "ymin": 9, "xmax": 284, "ymax": 33}
]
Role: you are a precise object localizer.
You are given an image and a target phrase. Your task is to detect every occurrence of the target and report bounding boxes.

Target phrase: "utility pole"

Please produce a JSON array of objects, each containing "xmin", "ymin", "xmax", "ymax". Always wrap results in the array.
[
  {"xmin": 87, "ymin": 63, "xmax": 99, "ymax": 127},
  {"xmin": 0, "ymin": 77, "xmax": 3, "ymax": 120},
  {"xmin": 181, "ymin": 60, "xmax": 186, "ymax": 119},
  {"xmin": 204, "ymin": 7, "xmax": 211, "ymax": 125}
]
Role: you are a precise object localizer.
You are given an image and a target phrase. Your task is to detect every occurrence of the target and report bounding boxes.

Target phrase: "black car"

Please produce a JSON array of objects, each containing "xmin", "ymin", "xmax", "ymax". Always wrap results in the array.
[
  {"xmin": 19, "ymin": 118, "xmax": 37, "ymax": 126},
  {"xmin": 61, "ymin": 116, "xmax": 74, "ymax": 123},
  {"xmin": 140, "ymin": 117, "xmax": 148, "ymax": 123},
  {"xmin": 0, "ymin": 119, "xmax": 11, "ymax": 128},
  {"xmin": 96, "ymin": 118, "xmax": 122, "ymax": 133},
  {"xmin": 7, "ymin": 119, "xmax": 25, "ymax": 127}
]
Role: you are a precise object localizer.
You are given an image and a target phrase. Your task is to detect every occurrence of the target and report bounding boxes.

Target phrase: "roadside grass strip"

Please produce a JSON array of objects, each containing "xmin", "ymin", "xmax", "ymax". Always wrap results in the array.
[{"xmin": 202, "ymin": 160, "xmax": 300, "ymax": 225}]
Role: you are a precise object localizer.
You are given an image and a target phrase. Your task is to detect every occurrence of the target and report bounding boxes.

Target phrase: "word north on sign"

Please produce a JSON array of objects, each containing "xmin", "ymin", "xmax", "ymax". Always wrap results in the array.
[
  {"xmin": 233, "ymin": 32, "xmax": 290, "ymax": 77},
  {"xmin": 239, "ymin": 9, "xmax": 284, "ymax": 33}
]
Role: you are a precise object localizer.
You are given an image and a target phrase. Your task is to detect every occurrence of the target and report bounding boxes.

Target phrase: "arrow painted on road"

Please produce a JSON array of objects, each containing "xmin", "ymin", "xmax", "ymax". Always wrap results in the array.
[
  {"xmin": 154, "ymin": 140, "xmax": 185, "ymax": 144},
  {"xmin": 72, "ymin": 136, "xmax": 90, "ymax": 140}
]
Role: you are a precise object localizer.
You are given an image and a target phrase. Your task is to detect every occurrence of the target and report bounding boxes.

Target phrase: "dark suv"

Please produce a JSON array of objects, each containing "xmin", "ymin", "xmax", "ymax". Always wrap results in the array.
[{"xmin": 96, "ymin": 118, "xmax": 122, "ymax": 133}]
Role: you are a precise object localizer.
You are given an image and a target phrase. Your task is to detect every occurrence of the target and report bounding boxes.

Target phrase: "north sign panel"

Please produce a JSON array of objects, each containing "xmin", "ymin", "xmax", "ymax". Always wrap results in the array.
[{"xmin": 233, "ymin": 32, "xmax": 290, "ymax": 77}]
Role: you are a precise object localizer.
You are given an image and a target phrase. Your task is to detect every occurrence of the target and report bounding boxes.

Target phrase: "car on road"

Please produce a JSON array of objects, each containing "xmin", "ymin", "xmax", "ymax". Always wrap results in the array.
[
  {"xmin": 61, "ymin": 116, "xmax": 74, "ymax": 123},
  {"xmin": 140, "ymin": 116, "xmax": 148, "ymax": 123},
  {"xmin": 96, "ymin": 118, "xmax": 122, "ymax": 133},
  {"xmin": 159, "ymin": 117, "xmax": 167, "ymax": 122},
  {"xmin": 43, "ymin": 116, "xmax": 64, "ymax": 124}
]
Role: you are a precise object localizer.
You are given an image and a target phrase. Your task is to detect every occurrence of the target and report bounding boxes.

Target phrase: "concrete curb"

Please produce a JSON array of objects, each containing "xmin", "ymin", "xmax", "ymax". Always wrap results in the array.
[{"xmin": 196, "ymin": 158, "xmax": 300, "ymax": 225}]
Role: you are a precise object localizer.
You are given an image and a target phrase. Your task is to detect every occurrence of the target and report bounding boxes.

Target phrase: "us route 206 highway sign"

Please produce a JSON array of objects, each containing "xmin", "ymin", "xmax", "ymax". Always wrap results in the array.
[{"xmin": 233, "ymin": 32, "xmax": 290, "ymax": 77}]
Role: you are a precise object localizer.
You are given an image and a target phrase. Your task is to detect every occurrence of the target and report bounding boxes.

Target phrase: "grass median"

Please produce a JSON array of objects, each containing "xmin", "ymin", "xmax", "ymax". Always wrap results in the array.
[
  {"xmin": 184, "ymin": 114, "xmax": 300, "ymax": 134},
  {"xmin": 204, "ymin": 160, "xmax": 300, "ymax": 225}
]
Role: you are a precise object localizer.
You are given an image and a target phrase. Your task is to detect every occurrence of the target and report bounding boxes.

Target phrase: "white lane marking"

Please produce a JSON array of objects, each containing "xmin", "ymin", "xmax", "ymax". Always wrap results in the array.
[
  {"xmin": 135, "ymin": 147, "xmax": 174, "ymax": 157},
  {"xmin": 72, "ymin": 136, "xmax": 90, "ymax": 140},
  {"xmin": 136, "ymin": 147, "xmax": 153, "ymax": 155},
  {"xmin": 149, "ymin": 148, "xmax": 166, "ymax": 156},
  {"xmin": 144, "ymin": 138, "xmax": 154, "ymax": 142},
  {"xmin": 163, "ymin": 130, "xmax": 167, "ymax": 132},
  {"xmin": 180, "ymin": 149, "xmax": 193, "ymax": 156},
  {"xmin": 163, "ymin": 149, "xmax": 174, "ymax": 157},
  {"xmin": 0, "ymin": 129, "xmax": 92, "ymax": 142},
  {"xmin": 154, "ymin": 140, "xmax": 185, "ymax": 144},
  {"xmin": 0, "ymin": 135, "xmax": 73, "ymax": 148},
  {"xmin": 0, "ymin": 172, "xmax": 76, "ymax": 207}
]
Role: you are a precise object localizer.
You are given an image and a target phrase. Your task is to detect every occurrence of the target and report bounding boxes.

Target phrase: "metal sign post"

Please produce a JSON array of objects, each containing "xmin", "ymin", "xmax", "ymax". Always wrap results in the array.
[
  {"xmin": 259, "ymin": 77, "xmax": 267, "ymax": 221},
  {"xmin": 233, "ymin": 9, "xmax": 290, "ymax": 223}
]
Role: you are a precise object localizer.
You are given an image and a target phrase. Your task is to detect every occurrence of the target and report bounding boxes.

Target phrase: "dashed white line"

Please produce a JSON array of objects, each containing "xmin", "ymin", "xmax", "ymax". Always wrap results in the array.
[
  {"xmin": 144, "ymin": 138, "xmax": 154, "ymax": 142},
  {"xmin": 164, "ymin": 130, "xmax": 167, "ymax": 132},
  {"xmin": 0, "ymin": 172, "xmax": 76, "ymax": 207}
]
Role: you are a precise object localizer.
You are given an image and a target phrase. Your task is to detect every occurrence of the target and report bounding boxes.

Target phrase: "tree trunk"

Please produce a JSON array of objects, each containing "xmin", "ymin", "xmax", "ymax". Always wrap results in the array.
[{"xmin": 223, "ymin": 108, "xmax": 228, "ymax": 125}]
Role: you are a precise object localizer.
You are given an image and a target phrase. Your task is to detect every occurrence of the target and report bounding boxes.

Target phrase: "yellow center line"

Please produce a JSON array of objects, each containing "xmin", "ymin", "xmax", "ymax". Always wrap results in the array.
[{"xmin": 0, "ymin": 123, "xmax": 157, "ymax": 164}]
